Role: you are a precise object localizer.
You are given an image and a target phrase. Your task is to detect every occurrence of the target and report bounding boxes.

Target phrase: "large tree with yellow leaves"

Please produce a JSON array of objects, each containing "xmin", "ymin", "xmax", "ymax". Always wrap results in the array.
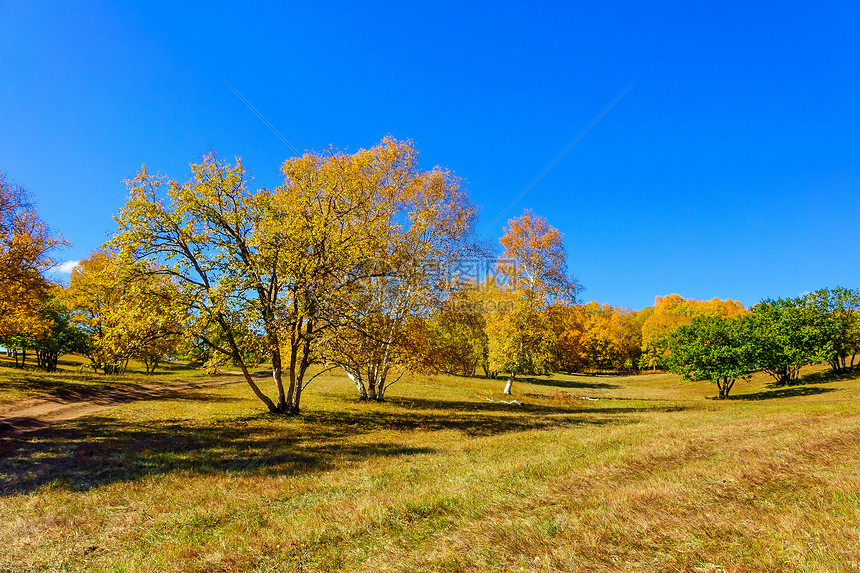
[{"xmin": 111, "ymin": 137, "xmax": 473, "ymax": 413}]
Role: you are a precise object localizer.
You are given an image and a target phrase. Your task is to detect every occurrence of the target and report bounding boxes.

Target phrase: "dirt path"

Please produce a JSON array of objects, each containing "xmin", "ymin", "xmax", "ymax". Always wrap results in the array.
[{"xmin": 0, "ymin": 376, "xmax": 244, "ymax": 435}]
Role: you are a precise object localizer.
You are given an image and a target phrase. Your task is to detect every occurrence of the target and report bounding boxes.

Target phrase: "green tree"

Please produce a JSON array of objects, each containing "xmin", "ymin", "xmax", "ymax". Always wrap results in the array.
[
  {"xmin": 804, "ymin": 287, "xmax": 860, "ymax": 372},
  {"xmin": 746, "ymin": 298, "xmax": 820, "ymax": 385},
  {"xmin": 418, "ymin": 283, "xmax": 489, "ymax": 378},
  {"xmin": 639, "ymin": 295, "xmax": 747, "ymax": 370},
  {"xmin": 669, "ymin": 316, "xmax": 754, "ymax": 399}
]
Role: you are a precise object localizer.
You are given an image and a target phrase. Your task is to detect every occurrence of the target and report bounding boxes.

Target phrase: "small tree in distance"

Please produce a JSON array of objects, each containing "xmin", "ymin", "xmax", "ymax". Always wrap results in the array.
[{"xmin": 64, "ymin": 251, "xmax": 184, "ymax": 374}]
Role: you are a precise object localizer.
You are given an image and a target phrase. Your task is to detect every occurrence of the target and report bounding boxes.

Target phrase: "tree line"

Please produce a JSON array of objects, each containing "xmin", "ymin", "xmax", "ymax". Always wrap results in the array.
[
  {"xmin": 1, "ymin": 138, "xmax": 857, "ymax": 407},
  {"xmin": 669, "ymin": 288, "xmax": 860, "ymax": 398}
]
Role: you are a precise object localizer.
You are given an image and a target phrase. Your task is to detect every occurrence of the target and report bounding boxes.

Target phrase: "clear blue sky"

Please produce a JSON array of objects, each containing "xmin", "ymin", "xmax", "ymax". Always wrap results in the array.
[{"xmin": 2, "ymin": 1, "xmax": 858, "ymax": 310}]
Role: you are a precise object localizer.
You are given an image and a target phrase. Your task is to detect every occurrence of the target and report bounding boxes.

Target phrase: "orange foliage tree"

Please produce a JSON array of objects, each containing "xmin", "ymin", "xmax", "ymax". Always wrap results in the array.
[
  {"xmin": 0, "ymin": 171, "xmax": 66, "ymax": 341},
  {"xmin": 549, "ymin": 302, "xmax": 647, "ymax": 373},
  {"xmin": 640, "ymin": 294, "xmax": 747, "ymax": 369}
]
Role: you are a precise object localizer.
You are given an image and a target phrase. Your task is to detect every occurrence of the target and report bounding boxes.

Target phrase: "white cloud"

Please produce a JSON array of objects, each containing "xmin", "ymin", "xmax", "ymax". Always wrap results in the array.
[{"xmin": 53, "ymin": 260, "xmax": 80, "ymax": 274}]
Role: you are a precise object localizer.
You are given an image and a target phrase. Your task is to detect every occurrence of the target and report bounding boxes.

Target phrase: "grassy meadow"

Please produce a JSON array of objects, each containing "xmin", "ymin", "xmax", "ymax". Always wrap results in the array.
[
  {"xmin": 1, "ymin": 360, "xmax": 859, "ymax": 572},
  {"xmin": 0, "ymin": 354, "xmax": 207, "ymax": 405}
]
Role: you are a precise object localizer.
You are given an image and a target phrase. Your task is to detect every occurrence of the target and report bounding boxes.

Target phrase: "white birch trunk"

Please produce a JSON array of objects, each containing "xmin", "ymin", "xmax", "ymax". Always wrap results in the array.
[
  {"xmin": 503, "ymin": 373, "xmax": 514, "ymax": 395},
  {"xmin": 345, "ymin": 369, "xmax": 368, "ymax": 400}
]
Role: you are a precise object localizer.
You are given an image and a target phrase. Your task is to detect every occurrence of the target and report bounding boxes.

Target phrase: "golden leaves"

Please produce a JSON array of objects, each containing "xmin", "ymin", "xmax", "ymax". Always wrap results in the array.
[
  {"xmin": 0, "ymin": 171, "xmax": 67, "ymax": 339},
  {"xmin": 498, "ymin": 209, "xmax": 579, "ymax": 306}
]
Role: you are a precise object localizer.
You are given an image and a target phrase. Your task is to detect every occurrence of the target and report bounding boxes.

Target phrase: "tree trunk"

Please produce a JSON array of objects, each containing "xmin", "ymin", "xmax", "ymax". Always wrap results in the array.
[
  {"xmin": 221, "ymin": 324, "xmax": 280, "ymax": 413},
  {"xmin": 374, "ymin": 363, "xmax": 391, "ymax": 401},
  {"xmin": 367, "ymin": 367, "xmax": 378, "ymax": 402},
  {"xmin": 716, "ymin": 377, "xmax": 735, "ymax": 399},
  {"xmin": 286, "ymin": 331, "xmax": 312, "ymax": 414},
  {"xmin": 503, "ymin": 372, "xmax": 515, "ymax": 395},
  {"xmin": 144, "ymin": 356, "xmax": 157, "ymax": 374},
  {"xmin": 375, "ymin": 359, "xmax": 390, "ymax": 399},
  {"xmin": 268, "ymin": 333, "xmax": 286, "ymax": 412},
  {"xmin": 716, "ymin": 378, "xmax": 726, "ymax": 399},
  {"xmin": 47, "ymin": 352, "xmax": 58, "ymax": 373},
  {"xmin": 345, "ymin": 369, "xmax": 368, "ymax": 400}
]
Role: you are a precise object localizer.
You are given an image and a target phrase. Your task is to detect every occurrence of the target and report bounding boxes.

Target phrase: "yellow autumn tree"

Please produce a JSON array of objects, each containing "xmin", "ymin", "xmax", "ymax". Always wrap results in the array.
[
  {"xmin": 113, "ymin": 152, "xmax": 336, "ymax": 411},
  {"xmin": 547, "ymin": 303, "xmax": 589, "ymax": 372},
  {"xmin": 580, "ymin": 303, "xmax": 642, "ymax": 372},
  {"xmin": 549, "ymin": 302, "xmax": 645, "ymax": 373},
  {"xmin": 487, "ymin": 210, "xmax": 580, "ymax": 394},
  {"xmin": 63, "ymin": 251, "xmax": 183, "ymax": 374},
  {"xmin": 112, "ymin": 138, "xmax": 473, "ymax": 412},
  {"xmin": 422, "ymin": 282, "xmax": 491, "ymax": 377},
  {"xmin": 0, "ymin": 172, "xmax": 66, "ymax": 340},
  {"xmin": 306, "ymin": 138, "xmax": 477, "ymax": 401}
]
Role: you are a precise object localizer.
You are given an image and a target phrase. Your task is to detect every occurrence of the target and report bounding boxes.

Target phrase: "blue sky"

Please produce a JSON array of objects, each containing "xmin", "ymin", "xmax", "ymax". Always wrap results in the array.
[{"xmin": 1, "ymin": 1, "xmax": 858, "ymax": 310}]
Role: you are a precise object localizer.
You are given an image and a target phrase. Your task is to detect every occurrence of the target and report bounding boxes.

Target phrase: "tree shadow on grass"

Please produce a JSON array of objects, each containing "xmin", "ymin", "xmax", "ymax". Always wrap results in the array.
[
  {"xmin": 797, "ymin": 366, "xmax": 860, "ymax": 386},
  {"xmin": 564, "ymin": 370, "xmax": 635, "ymax": 377},
  {"xmin": 0, "ymin": 416, "xmax": 437, "ymax": 495},
  {"xmin": 0, "ymin": 376, "xmax": 243, "ymax": 409},
  {"xmin": 0, "ymin": 369, "xmax": 239, "ymax": 405},
  {"xmin": 0, "ymin": 393, "xmax": 656, "ymax": 495},
  {"xmin": 732, "ymin": 386, "xmax": 836, "ymax": 401},
  {"xmin": 509, "ymin": 375, "xmax": 621, "ymax": 391},
  {"xmin": 378, "ymin": 395, "xmax": 687, "ymax": 417},
  {"xmin": 0, "ymin": 372, "xmax": 117, "ymax": 402}
]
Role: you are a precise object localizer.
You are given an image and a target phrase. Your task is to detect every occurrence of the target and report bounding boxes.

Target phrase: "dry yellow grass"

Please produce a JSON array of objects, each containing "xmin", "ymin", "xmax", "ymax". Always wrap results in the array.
[{"xmin": 1, "ymin": 362, "xmax": 858, "ymax": 572}]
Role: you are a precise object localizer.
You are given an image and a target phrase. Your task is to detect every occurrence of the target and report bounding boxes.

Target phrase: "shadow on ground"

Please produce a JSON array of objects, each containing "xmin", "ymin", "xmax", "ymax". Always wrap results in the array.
[
  {"xmin": 732, "ymin": 386, "xmax": 836, "ymax": 401},
  {"xmin": 510, "ymin": 375, "xmax": 622, "ymax": 390},
  {"xmin": 0, "ymin": 393, "xmax": 669, "ymax": 495},
  {"xmin": 0, "ymin": 375, "xmax": 216, "ymax": 406},
  {"xmin": 0, "ymin": 380, "xmax": 244, "ymax": 408},
  {"xmin": 0, "ymin": 373, "xmax": 117, "ymax": 403},
  {"xmin": 798, "ymin": 366, "xmax": 860, "ymax": 386}
]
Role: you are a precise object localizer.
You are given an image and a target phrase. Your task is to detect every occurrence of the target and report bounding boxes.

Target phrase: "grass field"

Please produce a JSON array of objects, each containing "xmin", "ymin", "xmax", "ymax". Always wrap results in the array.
[
  {"xmin": 1, "ymin": 360, "xmax": 859, "ymax": 572},
  {"xmin": 0, "ymin": 354, "xmax": 207, "ymax": 404}
]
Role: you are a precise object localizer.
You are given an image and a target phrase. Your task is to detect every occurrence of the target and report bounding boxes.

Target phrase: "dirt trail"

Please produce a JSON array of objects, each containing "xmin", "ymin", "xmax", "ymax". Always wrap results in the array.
[{"xmin": 0, "ymin": 375, "xmax": 244, "ymax": 435}]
